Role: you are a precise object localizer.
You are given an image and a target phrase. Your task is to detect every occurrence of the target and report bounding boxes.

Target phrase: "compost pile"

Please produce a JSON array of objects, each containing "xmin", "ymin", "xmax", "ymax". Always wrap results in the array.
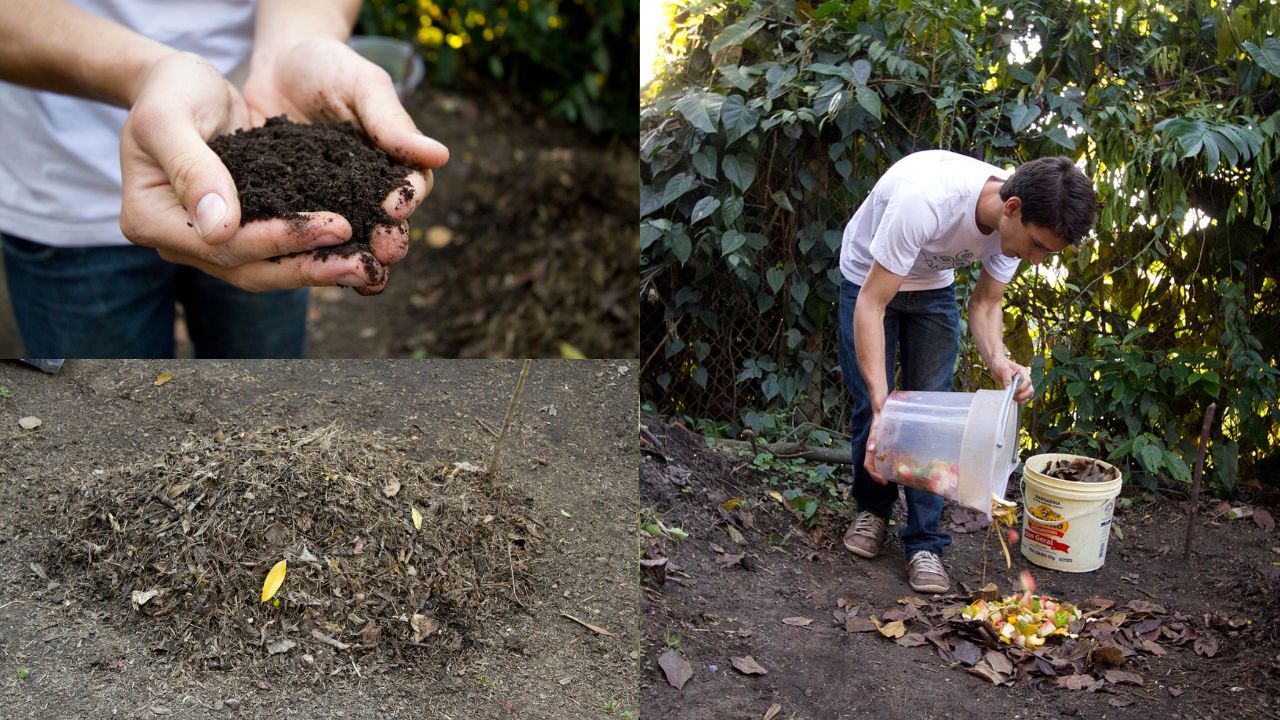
[
  {"xmin": 1041, "ymin": 457, "xmax": 1120, "ymax": 483},
  {"xmin": 53, "ymin": 425, "xmax": 542, "ymax": 677},
  {"xmin": 209, "ymin": 116, "xmax": 417, "ymax": 259}
]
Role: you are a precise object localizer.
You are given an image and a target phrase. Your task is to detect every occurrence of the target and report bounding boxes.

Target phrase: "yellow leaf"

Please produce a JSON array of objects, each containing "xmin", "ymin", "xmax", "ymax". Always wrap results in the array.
[
  {"xmin": 412, "ymin": 506, "xmax": 423, "ymax": 529},
  {"xmin": 260, "ymin": 560, "xmax": 287, "ymax": 602},
  {"xmin": 877, "ymin": 619, "xmax": 906, "ymax": 639},
  {"xmin": 723, "ymin": 497, "xmax": 743, "ymax": 512},
  {"xmin": 558, "ymin": 342, "xmax": 587, "ymax": 360},
  {"xmin": 768, "ymin": 491, "xmax": 786, "ymax": 505},
  {"xmin": 154, "ymin": 372, "xmax": 173, "ymax": 387}
]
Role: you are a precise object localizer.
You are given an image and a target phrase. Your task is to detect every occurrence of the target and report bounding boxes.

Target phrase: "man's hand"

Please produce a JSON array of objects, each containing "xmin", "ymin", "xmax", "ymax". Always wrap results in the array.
[
  {"xmin": 989, "ymin": 357, "xmax": 1034, "ymax": 404},
  {"xmin": 863, "ymin": 408, "xmax": 889, "ymax": 484},
  {"xmin": 119, "ymin": 53, "xmax": 380, "ymax": 292},
  {"xmin": 242, "ymin": 37, "xmax": 449, "ymax": 283}
]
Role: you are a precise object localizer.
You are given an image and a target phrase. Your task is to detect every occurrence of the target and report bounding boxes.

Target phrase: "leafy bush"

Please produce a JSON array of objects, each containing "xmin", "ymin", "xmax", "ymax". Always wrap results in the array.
[
  {"xmin": 640, "ymin": 0, "xmax": 1280, "ymax": 495},
  {"xmin": 360, "ymin": 0, "xmax": 638, "ymax": 138}
]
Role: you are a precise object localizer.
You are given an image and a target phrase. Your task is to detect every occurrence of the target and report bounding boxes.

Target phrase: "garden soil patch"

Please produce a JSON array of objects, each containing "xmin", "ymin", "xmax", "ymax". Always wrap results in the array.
[
  {"xmin": 640, "ymin": 413, "xmax": 1280, "ymax": 720},
  {"xmin": 0, "ymin": 360, "xmax": 639, "ymax": 719},
  {"xmin": 210, "ymin": 115, "xmax": 416, "ymax": 266}
]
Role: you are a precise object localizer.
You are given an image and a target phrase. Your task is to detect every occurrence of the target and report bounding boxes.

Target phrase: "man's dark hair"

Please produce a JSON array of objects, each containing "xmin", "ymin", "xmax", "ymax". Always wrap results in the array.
[{"xmin": 999, "ymin": 156, "xmax": 1097, "ymax": 245}]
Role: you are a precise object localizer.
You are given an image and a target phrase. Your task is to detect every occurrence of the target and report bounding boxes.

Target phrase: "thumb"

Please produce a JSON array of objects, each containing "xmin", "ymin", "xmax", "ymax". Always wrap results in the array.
[
  {"xmin": 353, "ymin": 66, "xmax": 449, "ymax": 170},
  {"xmin": 132, "ymin": 108, "xmax": 242, "ymax": 245}
]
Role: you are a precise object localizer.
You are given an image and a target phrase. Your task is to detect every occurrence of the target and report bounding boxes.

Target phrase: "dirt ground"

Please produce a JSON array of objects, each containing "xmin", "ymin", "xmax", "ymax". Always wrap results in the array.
[
  {"xmin": 0, "ymin": 360, "xmax": 639, "ymax": 719},
  {"xmin": 639, "ymin": 414, "xmax": 1280, "ymax": 720},
  {"xmin": 0, "ymin": 83, "xmax": 638, "ymax": 359}
]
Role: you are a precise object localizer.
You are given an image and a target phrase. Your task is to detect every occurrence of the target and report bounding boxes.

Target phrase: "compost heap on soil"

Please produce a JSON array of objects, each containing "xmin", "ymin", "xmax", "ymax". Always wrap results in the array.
[{"xmin": 51, "ymin": 425, "xmax": 542, "ymax": 677}]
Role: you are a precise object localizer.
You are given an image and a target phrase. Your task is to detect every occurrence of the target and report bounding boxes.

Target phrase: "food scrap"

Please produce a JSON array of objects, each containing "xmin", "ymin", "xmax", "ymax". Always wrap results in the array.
[
  {"xmin": 876, "ymin": 453, "xmax": 960, "ymax": 497},
  {"xmin": 960, "ymin": 593, "xmax": 1082, "ymax": 649}
]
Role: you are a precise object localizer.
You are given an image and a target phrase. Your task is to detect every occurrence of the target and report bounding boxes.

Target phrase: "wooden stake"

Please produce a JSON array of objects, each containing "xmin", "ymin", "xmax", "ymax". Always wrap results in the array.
[
  {"xmin": 488, "ymin": 359, "xmax": 532, "ymax": 481},
  {"xmin": 1183, "ymin": 402, "xmax": 1217, "ymax": 560}
]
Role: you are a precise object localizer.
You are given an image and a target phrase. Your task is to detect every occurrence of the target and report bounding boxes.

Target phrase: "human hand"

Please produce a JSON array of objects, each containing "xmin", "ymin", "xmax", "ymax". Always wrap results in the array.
[
  {"xmin": 990, "ymin": 357, "xmax": 1034, "ymax": 404},
  {"xmin": 119, "ymin": 53, "xmax": 382, "ymax": 292},
  {"xmin": 242, "ymin": 38, "xmax": 449, "ymax": 279},
  {"xmin": 863, "ymin": 408, "xmax": 889, "ymax": 484}
]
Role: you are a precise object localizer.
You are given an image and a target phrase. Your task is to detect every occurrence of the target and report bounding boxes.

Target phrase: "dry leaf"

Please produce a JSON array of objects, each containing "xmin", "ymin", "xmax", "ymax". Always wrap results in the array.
[
  {"xmin": 1140, "ymin": 639, "xmax": 1167, "ymax": 656},
  {"xmin": 1194, "ymin": 632, "xmax": 1220, "ymax": 657},
  {"xmin": 1224, "ymin": 506, "xmax": 1253, "ymax": 521},
  {"xmin": 877, "ymin": 619, "xmax": 906, "ymax": 639},
  {"xmin": 1254, "ymin": 508, "xmax": 1275, "ymax": 532},
  {"xmin": 18, "ymin": 416, "xmax": 41, "ymax": 430},
  {"xmin": 382, "ymin": 479, "xmax": 401, "ymax": 498},
  {"xmin": 1058, "ymin": 674, "xmax": 1103, "ymax": 691},
  {"xmin": 153, "ymin": 372, "xmax": 173, "ymax": 387},
  {"xmin": 714, "ymin": 553, "xmax": 746, "ymax": 568},
  {"xmin": 731, "ymin": 655, "xmax": 768, "ymax": 675},
  {"xmin": 260, "ymin": 560, "xmax": 287, "ymax": 602},
  {"xmin": 845, "ymin": 616, "xmax": 877, "ymax": 633},
  {"xmin": 130, "ymin": 589, "xmax": 160, "ymax": 607},
  {"xmin": 763, "ymin": 703, "xmax": 781, "ymax": 720},
  {"xmin": 412, "ymin": 506, "xmax": 423, "ymax": 529},
  {"xmin": 985, "ymin": 650, "xmax": 1014, "ymax": 675},
  {"xmin": 410, "ymin": 613, "xmax": 440, "ymax": 643},
  {"xmin": 782, "ymin": 616, "xmax": 813, "ymax": 627},
  {"xmin": 895, "ymin": 633, "xmax": 927, "ymax": 647},
  {"xmin": 1104, "ymin": 670, "xmax": 1144, "ymax": 686},
  {"xmin": 1108, "ymin": 697, "xmax": 1135, "ymax": 708},
  {"xmin": 726, "ymin": 525, "xmax": 747, "ymax": 545},
  {"xmin": 657, "ymin": 649, "xmax": 693, "ymax": 689},
  {"xmin": 723, "ymin": 497, "xmax": 743, "ymax": 512},
  {"xmin": 966, "ymin": 663, "xmax": 1009, "ymax": 685},
  {"xmin": 267, "ymin": 638, "xmax": 296, "ymax": 655}
]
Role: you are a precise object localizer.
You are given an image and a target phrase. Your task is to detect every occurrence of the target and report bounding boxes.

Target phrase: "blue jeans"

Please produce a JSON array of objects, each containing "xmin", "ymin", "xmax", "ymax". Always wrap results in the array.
[
  {"xmin": 837, "ymin": 278, "xmax": 960, "ymax": 557},
  {"xmin": 2, "ymin": 233, "xmax": 308, "ymax": 358}
]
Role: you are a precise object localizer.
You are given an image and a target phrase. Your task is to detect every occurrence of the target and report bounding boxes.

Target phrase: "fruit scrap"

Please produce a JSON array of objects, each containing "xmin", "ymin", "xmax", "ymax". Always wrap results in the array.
[{"xmin": 959, "ymin": 593, "xmax": 1082, "ymax": 649}]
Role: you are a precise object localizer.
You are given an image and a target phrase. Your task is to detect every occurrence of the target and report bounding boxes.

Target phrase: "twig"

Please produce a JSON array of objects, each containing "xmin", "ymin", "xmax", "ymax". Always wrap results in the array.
[
  {"xmin": 310, "ymin": 629, "xmax": 351, "ymax": 651},
  {"xmin": 1183, "ymin": 402, "xmax": 1217, "ymax": 560},
  {"xmin": 559, "ymin": 612, "xmax": 618, "ymax": 638},
  {"xmin": 487, "ymin": 360, "xmax": 532, "ymax": 480},
  {"xmin": 475, "ymin": 417, "xmax": 499, "ymax": 438}
]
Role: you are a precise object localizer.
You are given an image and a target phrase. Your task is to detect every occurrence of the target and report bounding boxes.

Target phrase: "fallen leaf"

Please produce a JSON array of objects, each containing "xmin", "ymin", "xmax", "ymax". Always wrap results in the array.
[
  {"xmin": 410, "ymin": 613, "xmax": 439, "ymax": 643},
  {"xmin": 153, "ymin": 372, "xmax": 173, "ymax": 387},
  {"xmin": 845, "ymin": 616, "xmax": 877, "ymax": 633},
  {"xmin": 726, "ymin": 526, "xmax": 747, "ymax": 545},
  {"xmin": 966, "ymin": 663, "xmax": 1009, "ymax": 685},
  {"xmin": 895, "ymin": 633, "xmax": 927, "ymax": 647},
  {"xmin": 1108, "ymin": 697, "xmax": 1135, "ymax": 708},
  {"xmin": 412, "ymin": 506, "xmax": 423, "ymax": 529},
  {"xmin": 18, "ymin": 416, "xmax": 41, "ymax": 430},
  {"xmin": 267, "ymin": 638, "xmax": 296, "ymax": 655},
  {"xmin": 768, "ymin": 491, "xmax": 786, "ymax": 505},
  {"xmin": 877, "ymin": 620, "xmax": 906, "ymax": 639},
  {"xmin": 559, "ymin": 342, "xmax": 587, "ymax": 360},
  {"xmin": 1254, "ymin": 508, "xmax": 1275, "ymax": 532},
  {"xmin": 731, "ymin": 655, "xmax": 768, "ymax": 675},
  {"xmin": 382, "ymin": 479, "xmax": 400, "ymax": 497},
  {"xmin": 763, "ymin": 703, "xmax": 782, "ymax": 720},
  {"xmin": 1058, "ymin": 674, "xmax": 1103, "ymax": 691},
  {"xmin": 985, "ymin": 650, "xmax": 1014, "ymax": 675},
  {"xmin": 1140, "ymin": 639, "xmax": 1167, "ymax": 656},
  {"xmin": 657, "ymin": 649, "xmax": 693, "ymax": 689},
  {"xmin": 260, "ymin": 560, "xmax": 287, "ymax": 602},
  {"xmin": 723, "ymin": 497, "xmax": 743, "ymax": 512},
  {"xmin": 714, "ymin": 553, "xmax": 746, "ymax": 568},
  {"xmin": 130, "ymin": 589, "xmax": 160, "ymax": 607},
  {"xmin": 1194, "ymin": 632, "xmax": 1220, "ymax": 657},
  {"xmin": 1093, "ymin": 645, "xmax": 1125, "ymax": 668},
  {"xmin": 1105, "ymin": 670, "xmax": 1144, "ymax": 686},
  {"xmin": 782, "ymin": 617, "xmax": 813, "ymax": 627},
  {"xmin": 952, "ymin": 640, "xmax": 982, "ymax": 666},
  {"xmin": 1168, "ymin": 686, "xmax": 1184, "ymax": 697}
]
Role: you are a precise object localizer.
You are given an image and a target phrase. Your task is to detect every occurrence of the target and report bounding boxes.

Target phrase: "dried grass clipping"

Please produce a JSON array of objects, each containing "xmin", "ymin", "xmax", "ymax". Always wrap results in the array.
[{"xmin": 53, "ymin": 424, "xmax": 542, "ymax": 678}]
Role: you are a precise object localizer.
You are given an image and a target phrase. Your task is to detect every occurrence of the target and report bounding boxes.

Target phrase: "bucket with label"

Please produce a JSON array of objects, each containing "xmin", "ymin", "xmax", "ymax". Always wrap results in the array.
[
  {"xmin": 1020, "ymin": 453, "xmax": 1123, "ymax": 572},
  {"xmin": 873, "ymin": 377, "xmax": 1022, "ymax": 518}
]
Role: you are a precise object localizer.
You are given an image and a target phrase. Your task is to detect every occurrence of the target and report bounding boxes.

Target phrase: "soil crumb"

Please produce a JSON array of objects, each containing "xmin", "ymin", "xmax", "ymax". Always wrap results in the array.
[
  {"xmin": 51, "ymin": 424, "xmax": 542, "ymax": 680},
  {"xmin": 209, "ymin": 116, "xmax": 417, "ymax": 258}
]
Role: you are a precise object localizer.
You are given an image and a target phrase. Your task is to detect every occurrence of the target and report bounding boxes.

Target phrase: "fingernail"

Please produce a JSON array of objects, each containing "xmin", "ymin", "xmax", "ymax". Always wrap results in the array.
[
  {"xmin": 418, "ymin": 135, "xmax": 449, "ymax": 158},
  {"xmin": 337, "ymin": 273, "xmax": 367, "ymax": 288},
  {"xmin": 308, "ymin": 234, "xmax": 346, "ymax": 250},
  {"xmin": 194, "ymin": 193, "xmax": 227, "ymax": 238}
]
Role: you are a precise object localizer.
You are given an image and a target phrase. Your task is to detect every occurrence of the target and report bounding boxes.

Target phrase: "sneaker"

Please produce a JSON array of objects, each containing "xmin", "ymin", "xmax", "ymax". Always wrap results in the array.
[
  {"xmin": 843, "ymin": 512, "xmax": 888, "ymax": 558},
  {"xmin": 906, "ymin": 550, "xmax": 949, "ymax": 593}
]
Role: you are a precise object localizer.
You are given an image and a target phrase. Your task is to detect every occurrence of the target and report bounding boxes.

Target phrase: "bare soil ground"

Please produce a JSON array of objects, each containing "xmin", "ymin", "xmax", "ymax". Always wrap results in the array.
[
  {"xmin": 639, "ymin": 414, "xmax": 1280, "ymax": 720},
  {"xmin": 0, "ymin": 360, "xmax": 639, "ymax": 719}
]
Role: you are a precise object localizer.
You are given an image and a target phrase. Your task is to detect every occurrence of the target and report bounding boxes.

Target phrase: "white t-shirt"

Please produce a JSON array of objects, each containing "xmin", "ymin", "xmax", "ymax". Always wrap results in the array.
[
  {"xmin": 839, "ymin": 150, "xmax": 1022, "ymax": 291},
  {"xmin": 0, "ymin": 0, "xmax": 256, "ymax": 248}
]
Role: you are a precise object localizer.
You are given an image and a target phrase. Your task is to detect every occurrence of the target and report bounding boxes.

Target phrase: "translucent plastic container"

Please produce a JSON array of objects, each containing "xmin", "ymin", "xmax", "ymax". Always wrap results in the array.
[{"xmin": 872, "ymin": 378, "xmax": 1022, "ymax": 517}]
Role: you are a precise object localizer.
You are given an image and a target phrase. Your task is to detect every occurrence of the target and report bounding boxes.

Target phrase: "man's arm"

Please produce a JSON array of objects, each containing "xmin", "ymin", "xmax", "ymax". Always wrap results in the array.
[
  {"xmin": 968, "ymin": 267, "xmax": 1034, "ymax": 402},
  {"xmin": 0, "ymin": 0, "xmax": 172, "ymax": 107},
  {"xmin": 854, "ymin": 261, "xmax": 907, "ymax": 482},
  {"xmin": 250, "ymin": 0, "xmax": 361, "ymax": 66}
]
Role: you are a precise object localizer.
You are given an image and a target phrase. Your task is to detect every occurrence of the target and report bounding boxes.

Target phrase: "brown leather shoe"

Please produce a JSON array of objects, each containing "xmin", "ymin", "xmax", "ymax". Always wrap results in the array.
[
  {"xmin": 843, "ymin": 511, "xmax": 888, "ymax": 558},
  {"xmin": 906, "ymin": 550, "xmax": 949, "ymax": 593}
]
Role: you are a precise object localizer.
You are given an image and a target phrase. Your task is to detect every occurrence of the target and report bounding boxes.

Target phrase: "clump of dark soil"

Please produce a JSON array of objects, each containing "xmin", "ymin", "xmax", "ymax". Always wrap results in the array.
[
  {"xmin": 209, "ymin": 116, "xmax": 417, "ymax": 258},
  {"xmin": 50, "ymin": 424, "xmax": 542, "ymax": 679}
]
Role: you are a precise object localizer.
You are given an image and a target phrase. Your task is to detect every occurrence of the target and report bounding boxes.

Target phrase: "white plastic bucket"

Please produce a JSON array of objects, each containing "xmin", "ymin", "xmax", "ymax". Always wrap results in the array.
[
  {"xmin": 1020, "ymin": 453, "xmax": 1123, "ymax": 572},
  {"xmin": 873, "ymin": 378, "xmax": 1022, "ymax": 518}
]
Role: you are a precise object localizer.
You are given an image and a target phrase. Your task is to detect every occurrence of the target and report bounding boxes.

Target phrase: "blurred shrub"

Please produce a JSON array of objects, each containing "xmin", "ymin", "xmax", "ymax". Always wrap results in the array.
[{"xmin": 360, "ymin": 0, "xmax": 638, "ymax": 139}]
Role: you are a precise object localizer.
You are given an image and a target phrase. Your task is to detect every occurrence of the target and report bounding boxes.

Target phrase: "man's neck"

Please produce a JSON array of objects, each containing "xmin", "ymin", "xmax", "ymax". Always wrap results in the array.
[{"xmin": 975, "ymin": 177, "xmax": 1005, "ymax": 234}]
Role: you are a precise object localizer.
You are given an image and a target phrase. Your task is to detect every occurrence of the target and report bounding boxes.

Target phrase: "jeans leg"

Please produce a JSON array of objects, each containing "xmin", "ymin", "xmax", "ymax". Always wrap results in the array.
[
  {"xmin": 179, "ymin": 267, "xmax": 309, "ymax": 359},
  {"xmin": 838, "ymin": 279, "xmax": 899, "ymax": 519},
  {"xmin": 894, "ymin": 284, "xmax": 961, "ymax": 557},
  {"xmin": 1, "ymin": 233, "xmax": 176, "ymax": 358}
]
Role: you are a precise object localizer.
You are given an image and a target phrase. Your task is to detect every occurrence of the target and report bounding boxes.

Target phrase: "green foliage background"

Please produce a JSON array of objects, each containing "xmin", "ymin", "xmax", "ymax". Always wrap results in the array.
[
  {"xmin": 640, "ymin": 0, "xmax": 1280, "ymax": 495},
  {"xmin": 360, "ymin": 0, "xmax": 639, "ymax": 138}
]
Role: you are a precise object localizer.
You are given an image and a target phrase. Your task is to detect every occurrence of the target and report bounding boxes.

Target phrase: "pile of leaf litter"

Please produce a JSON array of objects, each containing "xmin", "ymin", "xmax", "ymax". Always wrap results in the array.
[
  {"xmin": 51, "ymin": 424, "xmax": 543, "ymax": 678},
  {"xmin": 837, "ymin": 587, "xmax": 1248, "ymax": 696}
]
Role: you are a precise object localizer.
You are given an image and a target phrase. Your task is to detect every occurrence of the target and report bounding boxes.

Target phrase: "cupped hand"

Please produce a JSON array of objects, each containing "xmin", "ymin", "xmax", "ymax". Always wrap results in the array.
[
  {"xmin": 119, "ymin": 52, "xmax": 384, "ymax": 292},
  {"xmin": 243, "ymin": 38, "xmax": 448, "ymax": 277},
  {"xmin": 863, "ymin": 409, "xmax": 888, "ymax": 484}
]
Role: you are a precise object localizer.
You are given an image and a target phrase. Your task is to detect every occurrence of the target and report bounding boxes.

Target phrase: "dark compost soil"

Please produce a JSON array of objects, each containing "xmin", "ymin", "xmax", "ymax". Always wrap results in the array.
[
  {"xmin": 639, "ymin": 413, "xmax": 1280, "ymax": 720},
  {"xmin": 209, "ymin": 116, "xmax": 416, "ymax": 260}
]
